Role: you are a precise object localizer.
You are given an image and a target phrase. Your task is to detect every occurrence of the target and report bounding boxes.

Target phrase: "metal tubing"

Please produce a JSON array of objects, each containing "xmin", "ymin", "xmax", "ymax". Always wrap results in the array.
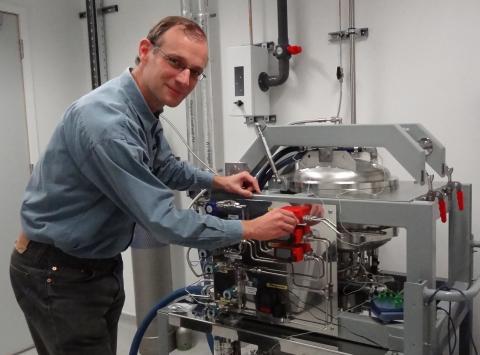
[
  {"xmin": 242, "ymin": 240, "xmax": 290, "ymax": 265},
  {"xmin": 424, "ymin": 279, "xmax": 480, "ymax": 302},
  {"xmin": 255, "ymin": 123, "xmax": 280, "ymax": 182},
  {"xmin": 181, "ymin": 0, "xmax": 217, "ymax": 171},
  {"xmin": 248, "ymin": 267, "xmax": 287, "ymax": 278},
  {"xmin": 472, "ymin": 240, "xmax": 480, "ymax": 248},
  {"xmin": 348, "ymin": 0, "xmax": 356, "ymax": 124},
  {"xmin": 248, "ymin": 0, "xmax": 253, "ymax": 45},
  {"xmin": 289, "ymin": 117, "xmax": 343, "ymax": 125}
]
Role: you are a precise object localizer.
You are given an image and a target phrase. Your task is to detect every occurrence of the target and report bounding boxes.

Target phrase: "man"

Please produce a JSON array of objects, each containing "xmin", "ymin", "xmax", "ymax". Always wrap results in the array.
[{"xmin": 10, "ymin": 16, "xmax": 299, "ymax": 355}]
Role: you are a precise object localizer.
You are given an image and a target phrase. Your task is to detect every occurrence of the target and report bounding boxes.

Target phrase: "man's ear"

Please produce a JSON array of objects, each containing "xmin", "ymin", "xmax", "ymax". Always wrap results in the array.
[{"xmin": 138, "ymin": 38, "xmax": 152, "ymax": 64}]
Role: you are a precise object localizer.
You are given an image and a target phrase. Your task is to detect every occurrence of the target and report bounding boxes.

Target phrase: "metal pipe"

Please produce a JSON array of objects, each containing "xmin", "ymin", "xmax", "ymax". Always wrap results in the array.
[
  {"xmin": 348, "ymin": 0, "xmax": 356, "ymax": 124},
  {"xmin": 289, "ymin": 117, "xmax": 343, "ymax": 125},
  {"xmin": 259, "ymin": 241, "xmax": 272, "ymax": 253},
  {"xmin": 248, "ymin": 267, "xmax": 287, "ymax": 278},
  {"xmin": 180, "ymin": 0, "xmax": 192, "ymax": 17},
  {"xmin": 242, "ymin": 240, "xmax": 290, "ymax": 265},
  {"xmin": 255, "ymin": 123, "xmax": 280, "ymax": 182},
  {"xmin": 248, "ymin": 0, "xmax": 253, "ymax": 45},
  {"xmin": 472, "ymin": 240, "xmax": 480, "ymax": 248},
  {"xmin": 258, "ymin": 0, "xmax": 290, "ymax": 90},
  {"xmin": 424, "ymin": 280, "xmax": 480, "ymax": 302},
  {"xmin": 182, "ymin": 0, "xmax": 217, "ymax": 171},
  {"xmin": 277, "ymin": 0, "xmax": 288, "ymax": 46}
]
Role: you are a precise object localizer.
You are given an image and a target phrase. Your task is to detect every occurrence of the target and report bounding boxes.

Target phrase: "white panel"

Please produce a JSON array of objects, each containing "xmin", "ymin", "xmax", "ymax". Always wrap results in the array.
[
  {"xmin": 226, "ymin": 45, "xmax": 269, "ymax": 117},
  {"xmin": 0, "ymin": 10, "xmax": 34, "ymax": 353}
]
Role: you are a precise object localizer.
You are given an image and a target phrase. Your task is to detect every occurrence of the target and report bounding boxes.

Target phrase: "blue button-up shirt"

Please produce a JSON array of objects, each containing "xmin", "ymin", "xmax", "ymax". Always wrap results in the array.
[{"xmin": 21, "ymin": 69, "xmax": 243, "ymax": 258}]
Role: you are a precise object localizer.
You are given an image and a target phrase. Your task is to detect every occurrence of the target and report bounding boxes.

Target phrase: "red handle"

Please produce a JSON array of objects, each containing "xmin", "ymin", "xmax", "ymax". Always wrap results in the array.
[
  {"xmin": 438, "ymin": 198, "xmax": 447, "ymax": 223},
  {"xmin": 281, "ymin": 204, "xmax": 311, "ymax": 221},
  {"xmin": 287, "ymin": 45, "xmax": 302, "ymax": 55},
  {"xmin": 456, "ymin": 190, "xmax": 464, "ymax": 211}
]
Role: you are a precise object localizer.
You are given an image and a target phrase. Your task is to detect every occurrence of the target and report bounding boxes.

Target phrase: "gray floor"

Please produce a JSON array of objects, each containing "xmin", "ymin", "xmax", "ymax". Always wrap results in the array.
[{"xmin": 18, "ymin": 313, "xmax": 211, "ymax": 355}]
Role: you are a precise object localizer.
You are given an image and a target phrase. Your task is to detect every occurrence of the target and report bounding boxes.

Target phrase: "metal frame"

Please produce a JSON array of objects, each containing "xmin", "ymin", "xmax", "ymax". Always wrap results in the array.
[
  {"xmin": 241, "ymin": 124, "xmax": 446, "ymax": 184},
  {"xmin": 161, "ymin": 186, "xmax": 474, "ymax": 354},
  {"xmin": 246, "ymin": 183, "xmax": 473, "ymax": 354},
  {"xmin": 160, "ymin": 124, "xmax": 475, "ymax": 354}
]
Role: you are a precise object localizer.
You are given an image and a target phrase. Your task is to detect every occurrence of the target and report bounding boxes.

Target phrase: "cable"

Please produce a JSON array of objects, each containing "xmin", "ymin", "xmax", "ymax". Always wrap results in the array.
[
  {"xmin": 428, "ymin": 285, "xmax": 479, "ymax": 354},
  {"xmin": 186, "ymin": 247, "xmax": 204, "ymax": 277},
  {"xmin": 288, "ymin": 289, "xmax": 386, "ymax": 349},
  {"xmin": 160, "ymin": 113, "xmax": 217, "ymax": 175},
  {"xmin": 437, "ymin": 306, "xmax": 456, "ymax": 355},
  {"xmin": 444, "ymin": 287, "xmax": 479, "ymax": 355},
  {"xmin": 473, "ymin": 333, "xmax": 479, "ymax": 355},
  {"xmin": 187, "ymin": 188, "xmax": 208, "ymax": 209}
]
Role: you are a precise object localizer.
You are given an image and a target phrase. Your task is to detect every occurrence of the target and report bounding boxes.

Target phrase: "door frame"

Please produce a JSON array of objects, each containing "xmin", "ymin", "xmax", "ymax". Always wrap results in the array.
[{"xmin": 0, "ymin": 2, "xmax": 39, "ymax": 164}]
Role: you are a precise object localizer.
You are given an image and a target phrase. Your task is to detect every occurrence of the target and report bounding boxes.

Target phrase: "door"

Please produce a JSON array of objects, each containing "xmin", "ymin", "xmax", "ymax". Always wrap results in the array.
[{"xmin": 0, "ymin": 10, "xmax": 34, "ymax": 354}]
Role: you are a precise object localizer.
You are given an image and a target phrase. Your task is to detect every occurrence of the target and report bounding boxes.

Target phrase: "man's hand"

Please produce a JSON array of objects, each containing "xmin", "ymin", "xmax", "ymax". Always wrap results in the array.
[
  {"xmin": 306, "ymin": 203, "xmax": 325, "ymax": 225},
  {"xmin": 241, "ymin": 208, "xmax": 299, "ymax": 241},
  {"xmin": 213, "ymin": 171, "xmax": 260, "ymax": 198}
]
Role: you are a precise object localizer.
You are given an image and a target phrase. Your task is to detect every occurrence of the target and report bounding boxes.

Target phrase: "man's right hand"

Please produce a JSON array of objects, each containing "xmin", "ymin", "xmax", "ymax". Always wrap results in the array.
[{"xmin": 241, "ymin": 208, "xmax": 299, "ymax": 241}]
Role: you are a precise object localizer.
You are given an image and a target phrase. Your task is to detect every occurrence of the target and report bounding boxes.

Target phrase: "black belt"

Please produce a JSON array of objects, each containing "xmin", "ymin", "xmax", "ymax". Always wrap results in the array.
[{"xmin": 25, "ymin": 240, "xmax": 121, "ymax": 272}]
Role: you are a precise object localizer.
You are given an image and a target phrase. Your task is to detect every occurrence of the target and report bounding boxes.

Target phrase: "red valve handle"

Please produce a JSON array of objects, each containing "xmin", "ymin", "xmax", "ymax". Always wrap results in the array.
[
  {"xmin": 438, "ymin": 198, "xmax": 447, "ymax": 223},
  {"xmin": 456, "ymin": 190, "xmax": 464, "ymax": 211},
  {"xmin": 281, "ymin": 204, "xmax": 311, "ymax": 221},
  {"xmin": 287, "ymin": 45, "xmax": 302, "ymax": 55}
]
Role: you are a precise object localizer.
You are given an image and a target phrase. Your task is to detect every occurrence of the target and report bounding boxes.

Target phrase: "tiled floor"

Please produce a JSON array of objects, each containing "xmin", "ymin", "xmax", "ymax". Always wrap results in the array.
[{"xmin": 18, "ymin": 314, "xmax": 211, "ymax": 355}]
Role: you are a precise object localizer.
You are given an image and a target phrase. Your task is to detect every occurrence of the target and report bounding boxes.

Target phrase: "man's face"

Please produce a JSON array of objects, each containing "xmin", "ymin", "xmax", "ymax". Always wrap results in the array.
[{"xmin": 136, "ymin": 25, "xmax": 208, "ymax": 110}]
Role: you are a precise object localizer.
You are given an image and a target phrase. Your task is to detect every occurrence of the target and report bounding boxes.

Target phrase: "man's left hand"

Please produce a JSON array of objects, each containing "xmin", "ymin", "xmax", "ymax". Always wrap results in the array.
[{"xmin": 213, "ymin": 171, "xmax": 260, "ymax": 198}]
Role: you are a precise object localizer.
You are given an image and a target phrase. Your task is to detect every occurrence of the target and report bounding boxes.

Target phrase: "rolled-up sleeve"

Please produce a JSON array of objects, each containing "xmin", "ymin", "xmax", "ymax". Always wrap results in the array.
[{"xmin": 78, "ymin": 136, "xmax": 242, "ymax": 249}]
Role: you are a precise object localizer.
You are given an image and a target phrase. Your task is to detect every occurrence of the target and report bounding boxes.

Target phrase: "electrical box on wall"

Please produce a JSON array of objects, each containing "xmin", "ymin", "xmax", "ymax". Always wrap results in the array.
[{"xmin": 227, "ymin": 45, "xmax": 270, "ymax": 117}]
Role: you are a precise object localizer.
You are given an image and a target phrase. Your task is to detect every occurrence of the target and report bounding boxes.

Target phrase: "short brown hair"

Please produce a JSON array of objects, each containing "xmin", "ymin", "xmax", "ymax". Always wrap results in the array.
[{"xmin": 135, "ymin": 16, "xmax": 207, "ymax": 65}]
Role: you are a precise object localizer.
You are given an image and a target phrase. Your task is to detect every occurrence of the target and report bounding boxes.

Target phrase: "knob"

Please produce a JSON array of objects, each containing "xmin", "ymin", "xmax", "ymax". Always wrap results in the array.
[{"xmin": 234, "ymin": 100, "xmax": 244, "ymax": 107}]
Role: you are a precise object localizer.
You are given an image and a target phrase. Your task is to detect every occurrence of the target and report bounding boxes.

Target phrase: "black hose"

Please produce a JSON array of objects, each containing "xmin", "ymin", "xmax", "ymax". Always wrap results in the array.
[
  {"xmin": 252, "ymin": 146, "xmax": 301, "ymax": 177},
  {"xmin": 258, "ymin": 151, "xmax": 306, "ymax": 189}
]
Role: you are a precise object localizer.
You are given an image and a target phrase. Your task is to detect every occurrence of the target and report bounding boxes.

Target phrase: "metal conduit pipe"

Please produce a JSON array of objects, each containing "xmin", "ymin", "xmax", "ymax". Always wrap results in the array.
[
  {"xmin": 349, "ymin": 0, "xmax": 357, "ymax": 124},
  {"xmin": 181, "ymin": 0, "xmax": 217, "ymax": 171},
  {"xmin": 424, "ymin": 280, "xmax": 480, "ymax": 302},
  {"xmin": 258, "ymin": 0, "xmax": 290, "ymax": 91},
  {"xmin": 242, "ymin": 240, "xmax": 291, "ymax": 265},
  {"xmin": 472, "ymin": 240, "xmax": 480, "ymax": 248}
]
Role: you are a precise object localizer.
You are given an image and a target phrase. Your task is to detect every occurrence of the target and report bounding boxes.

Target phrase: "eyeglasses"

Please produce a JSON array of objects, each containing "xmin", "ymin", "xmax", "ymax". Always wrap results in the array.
[{"xmin": 152, "ymin": 45, "xmax": 206, "ymax": 81}]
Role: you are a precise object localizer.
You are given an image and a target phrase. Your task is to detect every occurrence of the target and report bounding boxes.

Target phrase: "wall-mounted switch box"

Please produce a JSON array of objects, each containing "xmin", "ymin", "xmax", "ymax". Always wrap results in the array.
[{"xmin": 227, "ymin": 45, "xmax": 270, "ymax": 117}]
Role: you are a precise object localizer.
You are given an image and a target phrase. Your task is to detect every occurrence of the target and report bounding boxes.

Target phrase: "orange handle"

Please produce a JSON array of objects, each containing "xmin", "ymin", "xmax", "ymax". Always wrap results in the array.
[
  {"xmin": 287, "ymin": 45, "xmax": 302, "ymax": 55},
  {"xmin": 456, "ymin": 190, "xmax": 464, "ymax": 211},
  {"xmin": 438, "ymin": 198, "xmax": 447, "ymax": 223}
]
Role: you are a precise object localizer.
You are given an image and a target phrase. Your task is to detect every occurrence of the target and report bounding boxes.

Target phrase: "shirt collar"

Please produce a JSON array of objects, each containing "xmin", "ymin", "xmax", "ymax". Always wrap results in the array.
[{"xmin": 119, "ymin": 68, "xmax": 163, "ymax": 133}]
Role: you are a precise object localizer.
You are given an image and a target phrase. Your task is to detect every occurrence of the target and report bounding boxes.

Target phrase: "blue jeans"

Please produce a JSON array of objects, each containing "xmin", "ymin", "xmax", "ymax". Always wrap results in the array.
[{"xmin": 10, "ymin": 240, "xmax": 125, "ymax": 355}]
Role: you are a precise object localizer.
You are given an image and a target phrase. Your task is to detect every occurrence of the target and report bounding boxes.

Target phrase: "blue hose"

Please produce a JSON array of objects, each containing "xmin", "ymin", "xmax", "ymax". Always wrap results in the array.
[{"xmin": 129, "ymin": 285, "xmax": 207, "ymax": 355}]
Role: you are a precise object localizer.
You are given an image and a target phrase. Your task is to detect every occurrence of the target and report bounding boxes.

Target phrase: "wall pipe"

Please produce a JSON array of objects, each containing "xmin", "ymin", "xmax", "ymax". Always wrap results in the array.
[
  {"xmin": 181, "ymin": 0, "xmax": 217, "ymax": 171},
  {"xmin": 248, "ymin": 0, "xmax": 253, "ymax": 45},
  {"xmin": 348, "ymin": 0, "xmax": 357, "ymax": 124},
  {"xmin": 258, "ymin": 0, "xmax": 290, "ymax": 91},
  {"xmin": 424, "ymin": 280, "xmax": 480, "ymax": 302}
]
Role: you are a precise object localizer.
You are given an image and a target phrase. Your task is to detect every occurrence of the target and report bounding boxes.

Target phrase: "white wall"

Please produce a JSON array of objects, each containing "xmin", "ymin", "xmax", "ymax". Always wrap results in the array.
[{"xmin": 0, "ymin": 0, "xmax": 90, "ymax": 155}]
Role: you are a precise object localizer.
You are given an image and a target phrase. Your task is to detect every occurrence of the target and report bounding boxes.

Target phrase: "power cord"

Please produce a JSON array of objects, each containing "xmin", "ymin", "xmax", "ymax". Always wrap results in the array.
[
  {"xmin": 436, "ymin": 305, "xmax": 456, "ymax": 355},
  {"xmin": 428, "ymin": 285, "xmax": 479, "ymax": 355},
  {"xmin": 288, "ymin": 289, "xmax": 386, "ymax": 349},
  {"xmin": 160, "ymin": 113, "xmax": 217, "ymax": 175}
]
